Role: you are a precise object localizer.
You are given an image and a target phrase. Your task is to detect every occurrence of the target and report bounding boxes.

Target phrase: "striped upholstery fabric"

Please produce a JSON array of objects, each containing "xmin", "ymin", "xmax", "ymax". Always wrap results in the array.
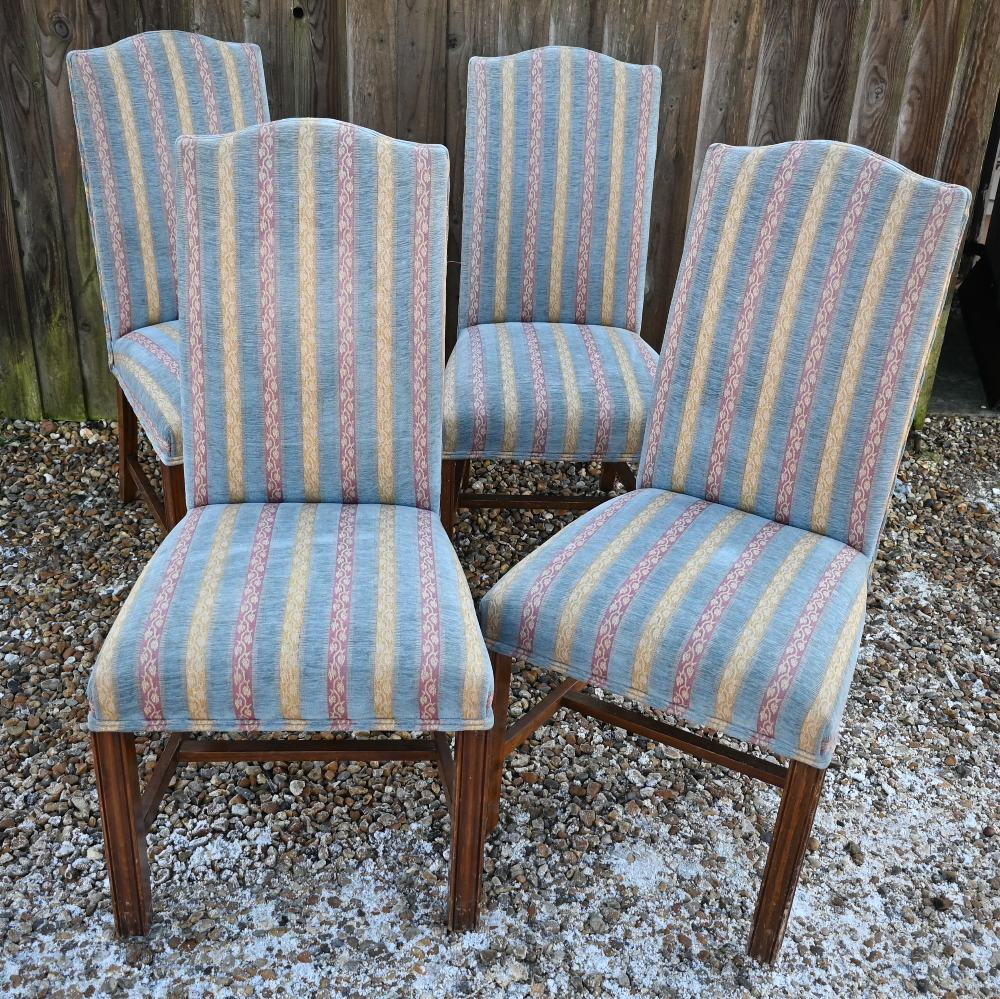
[
  {"xmin": 177, "ymin": 119, "xmax": 449, "ymax": 510},
  {"xmin": 480, "ymin": 490, "xmax": 868, "ymax": 768},
  {"xmin": 89, "ymin": 503, "xmax": 491, "ymax": 732},
  {"xmin": 481, "ymin": 142, "xmax": 969, "ymax": 767},
  {"xmin": 443, "ymin": 322, "xmax": 658, "ymax": 461},
  {"xmin": 113, "ymin": 320, "xmax": 182, "ymax": 463},
  {"xmin": 445, "ymin": 47, "xmax": 661, "ymax": 462},
  {"xmin": 639, "ymin": 141, "xmax": 970, "ymax": 558},
  {"xmin": 89, "ymin": 120, "xmax": 493, "ymax": 733}
]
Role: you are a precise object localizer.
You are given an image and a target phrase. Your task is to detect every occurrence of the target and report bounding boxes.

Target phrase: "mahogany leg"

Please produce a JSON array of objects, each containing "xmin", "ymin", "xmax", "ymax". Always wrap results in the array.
[
  {"xmin": 441, "ymin": 459, "xmax": 458, "ymax": 538},
  {"xmin": 91, "ymin": 732, "xmax": 152, "ymax": 936},
  {"xmin": 598, "ymin": 462, "xmax": 617, "ymax": 491},
  {"xmin": 116, "ymin": 387, "xmax": 138, "ymax": 503},
  {"xmin": 615, "ymin": 461, "xmax": 637, "ymax": 491},
  {"xmin": 161, "ymin": 463, "xmax": 187, "ymax": 532},
  {"xmin": 749, "ymin": 760, "xmax": 826, "ymax": 963},
  {"xmin": 447, "ymin": 730, "xmax": 490, "ymax": 931},
  {"xmin": 484, "ymin": 652, "xmax": 512, "ymax": 835}
]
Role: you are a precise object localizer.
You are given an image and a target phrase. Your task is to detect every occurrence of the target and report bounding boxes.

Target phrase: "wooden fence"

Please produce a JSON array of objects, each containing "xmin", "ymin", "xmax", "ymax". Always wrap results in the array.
[{"xmin": 2, "ymin": 0, "xmax": 999, "ymax": 419}]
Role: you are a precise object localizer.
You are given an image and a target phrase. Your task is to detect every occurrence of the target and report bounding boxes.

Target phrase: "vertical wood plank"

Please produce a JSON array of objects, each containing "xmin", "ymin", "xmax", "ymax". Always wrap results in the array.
[
  {"xmin": 293, "ymin": 0, "xmax": 346, "ymax": 118},
  {"xmin": 396, "ymin": 0, "xmax": 447, "ymax": 143},
  {"xmin": 345, "ymin": 0, "xmax": 398, "ymax": 133},
  {"xmin": 0, "ymin": 0, "xmax": 86, "ymax": 419},
  {"xmin": 243, "ymin": 0, "xmax": 294, "ymax": 120},
  {"xmin": 187, "ymin": 0, "xmax": 243, "ymax": 41}
]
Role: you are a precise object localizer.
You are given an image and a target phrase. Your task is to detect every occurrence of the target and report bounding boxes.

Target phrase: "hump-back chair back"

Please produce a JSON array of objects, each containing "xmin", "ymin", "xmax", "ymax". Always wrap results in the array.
[
  {"xmin": 458, "ymin": 46, "xmax": 661, "ymax": 334},
  {"xmin": 639, "ymin": 141, "xmax": 969, "ymax": 557},
  {"xmin": 68, "ymin": 31, "xmax": 270, "ymax": 347},
  {"xmin": 176, "ymin": 119, "xmax": 450, "ymax": 510}
]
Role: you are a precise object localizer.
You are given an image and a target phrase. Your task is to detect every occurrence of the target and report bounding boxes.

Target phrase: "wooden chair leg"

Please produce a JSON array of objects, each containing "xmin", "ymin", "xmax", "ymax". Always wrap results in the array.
[
  {"xmin": 484, "ymin": 652, "xmax": 512, "ymax": 835},
  {"xmin": 161, "ymin": 463, "xmax": 187, "ymax": 532},
  {"xmin": 116, "ymin": 387, "xmax": 138, "ymax": 503},
  {"xmin": 91, "ymin": 732, "xmax": 152, "ymax": 936},
  {"xmin": 598, "ymin": 461, "xmax": 617, "ymax": 491},
  {"xmin": 615, "ymin": 461, "xmax": 637, "ymax": 491},
  {"xmin": 441, "ymin": 459, "xmax": 458, "ymax": 537},
  {"xmin": 448, "ymin": 730, "xmax": 490, "ymax": 931},
  {"xmin": 749, "ymin": 760, "xmax": 826, "ymax": 963}
]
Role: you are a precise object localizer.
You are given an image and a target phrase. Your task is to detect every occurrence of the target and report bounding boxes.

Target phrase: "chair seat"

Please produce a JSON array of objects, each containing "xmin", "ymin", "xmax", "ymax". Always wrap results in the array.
[
  {"xmin": 479, "ymin": 489, "xmax": 870, "ymax": 767},
  {"xmin": 443, "ymin": 322, "xmax": 658, "ymax": 462},
  {"xmin": 90, "ymin": 503, "xmax": 493, "ymax": 733},
  {"xmin": 112, "ymin": 321, "xmax": 183, "ymax": 466}
]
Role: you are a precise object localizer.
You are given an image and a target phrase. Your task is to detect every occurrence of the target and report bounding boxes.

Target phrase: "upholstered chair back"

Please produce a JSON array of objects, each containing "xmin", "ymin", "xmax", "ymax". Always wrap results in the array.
[
  {"xmin": 67, "ymin": 31, "xmax": 270, "ymax": 346},
  {"xmin": 638, "ymin": 141, "xmax": 969, "ymax": 558},
  {"xmin": 176, "ymin": 119, "xmax": 449, "ymax": 511},
  {"xmin": 458, "ymin": 46, "xmax": 661, "ymax": 334}
]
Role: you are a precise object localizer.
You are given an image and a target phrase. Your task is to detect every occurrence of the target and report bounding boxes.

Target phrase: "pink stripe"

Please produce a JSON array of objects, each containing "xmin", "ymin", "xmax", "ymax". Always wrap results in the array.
[
  {"xmin": 517, "ymin": 492, "xmax": 634, "ymax": 654},
  {"xmin": 848, "ymin": 187, "xmax": 957, "ymax": 551},
  {"xmin": 244, "ymin": 44, "xmax": 267, "ymax": 121},
  {"xmin": 574, "ymin": 51, "xmax": 601, "ymax": 323},
  {"xmin": 337, "ymin": 125, "xmax": 358, "ymax": 502},
  {"xmin": 126, "ymin": 330, "xmax": 179, "ymax": 377},
  {"xmin": 417, "ymin": 510, "xmax": 442, "ymax": 722},
  {"xmin": 411, "ymin": 147, "xmax": 433, "ymax": 509},
  {"xmin": 705, "ymin": 143, "xmax": 807, "ymax": 502},
  {"xmin": 525, "ymin": 323, "xmax": 549, "ymax": 455},
  {"xmin": 633, "ymin": 332, "xmax": 658, "ymax": 381},
  {"xmin": 521, "ymin": 49, "xmax": 544, "ymax": 321},
  {"xmin": 190, "ymin": 35, "xmax": 220, "ymax": 133},
  {"xmin": 756, "ymin": 546, "xmax": 860, "ymax": 740},
  {"xmin": 773, "ymin": 156, "xmax": 883, "ymax": 523},
  {"xmin": 137, "ymin": 507, "xmax": 204, "ymax": 720},
  {"xmin": 670, "ymin": 520, "xmax": 781, "ymax": 708},
  {"xmin": 465, "ymin": 62, "xmax": 489, "ymax": 327},
  {"xmin": 231, "ymin": 505, "xmax": 277, "ymax": 727},
  {"xmin": 640, "ymin": 145, "xmax": 727, "ymax": 487},
  {"xmin": 134, "ymin": 36, "xmax": 176, "ymax": 287},
  {"xmin": 590, "ymin": 499, "xmax": 709, "ymax": 686},
  {"xmin": 75, "ymin": 53, "xmax": 132, "ymax": 341},
  {"xmin": 469, "ymin": 327, "xmax": 488, "ymax": 454},
  {"xmin": 625, "ymin": 65, "xmax": 656, "ymax": 333},
  {"xmin": 581, "ymin": 326, "xmax": 612, "ymax": 456},
  {"xmin": 180, "ymin": 137, "xmax": 209, "ymax": 506},
  {"xmin": 258, "ymin": 125, "xmax": 283, "ymax": 502},
  {"xmin": 327, "ymin": 505, "xmax": 356, "ymax": 721}
]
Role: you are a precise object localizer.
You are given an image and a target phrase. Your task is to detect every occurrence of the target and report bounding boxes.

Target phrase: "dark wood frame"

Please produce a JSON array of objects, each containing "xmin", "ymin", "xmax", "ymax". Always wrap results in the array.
[
  {"xmin": 440, "ymin": 458, "xmax": 636, "ymax": 536},
  {"xmin": 484, "ymin": 651, "xmax": 827, "ymax": 964},
  {"xmin": 117, "ymin": 386, "xmax": 187, "ymax": 533},
  {"xmin": 92, "ymin": 728, "xmax": 489, "ymax": 936}
]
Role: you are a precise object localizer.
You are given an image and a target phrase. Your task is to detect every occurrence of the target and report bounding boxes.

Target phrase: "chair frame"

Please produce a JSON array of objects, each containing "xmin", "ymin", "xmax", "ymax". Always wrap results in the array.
[
  {"xmin": 116, "ymin": 387, "xmax": 187, "ymax": 533},
  {"xmin": 92, "ymin": 728, "xmax": 490, "ymax": 935},
  {"xmin": 484, "ymin": 651, "xmax": 825, "ymax": 963}
]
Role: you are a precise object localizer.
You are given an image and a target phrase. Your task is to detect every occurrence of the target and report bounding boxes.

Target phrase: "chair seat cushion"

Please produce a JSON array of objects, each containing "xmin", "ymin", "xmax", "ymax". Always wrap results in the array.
[
  {"xmin": 112, "ymin": 321, "xmax": 183, "ymax": 465},
  {"xmin": 443, "ymin": 322, "xmax": 658, "ymax": 462},
  {"xmin": 90, "ymin": 503, "xmax": 493, "ymax": 733},
  {"xmin": 479, "ymin": 489, "xmax": 870, "ymax": 768}
]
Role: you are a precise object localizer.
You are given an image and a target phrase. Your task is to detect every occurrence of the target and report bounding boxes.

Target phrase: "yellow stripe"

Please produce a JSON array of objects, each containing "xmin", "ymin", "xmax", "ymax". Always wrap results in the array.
[
  {"xmin": 498, "ymin": 324, "xmax": 518, "ymax": 454},
  {"xmin": 608, "ymin": 330, "xmax": 646, "ymax": 456},
  {"xmin": 494, "ymin": 59, "xmax": 516, "ymax": 321},
  {"xmin": 116, "ymin": 356, "xmax": 181, "ymax": 436},
  {"xmin": 548, "ymin": 49, "xmax": 572, "ymax": 321},
  {"xmin": 186, "ymin": 507, "xmax": 239, "ymax": 721},
  {"xmin": 672, "ymin": 151, "xmax": 764, "ymax": 492},
  {"xmin": 811, "ymin": 176, "xmax": 917, "ymax": 533},
  {"xmin": 630, "ymin": 510, "xmax": 743, "ymax": 698},
  {"xmin": 155, "ymin": 322, "xmax": 179, "ymax": 342},
  {"xmin": 442, "ymin": 357, "xmax": 460, "ymax": 455},
  {"xmin": 220, "ymin": 45, "xmax": 246, "ymax": 129},
  {"xmin": 372, "ymin": 507, "xmax": 398, "ymax": 722},
  {"xmin": 162, "ymin": 34, "xmax": 194, "ymax": 136},
  {"xmin": 740, "ymin": 146, "xmax": 846, "ymax": 511},
  {"xmin": 218, "ymin": 135, "xmax": 245, "ymax": 502},
  {"xmin": 459, "ymin": 569, "xmax": 488, "ymax": 723},
  {"xmin": 601, "ymin": 62, "xmax": 628, "ymax": 325},
  {"xmin": 553, "ymin": 493, "xmax": 678, "ymax": 663},
  {"xmin": 275, "ymin": 505, "xmax": 316, "ymax": 726},
  {"xmin": 554, "ymin": 324, "xmax": 581, "ymax": 455},
  {"xmin": 375, "ymin": 137, "xmax": 396, "ymax": 501},
  {"xmin": 108, "ymin": 49, "xmax": 160, "ymax": 324},
  {"xmin": 298, "ymin": 122, "xmax": 321, "ymax": 500},
  {"xmin": 798, "ymin": 588, "xmax": 866, "ymax": 756},
  {"xmin": 713, "ymin": 533, "xmax": 820, "ymax": 724}
]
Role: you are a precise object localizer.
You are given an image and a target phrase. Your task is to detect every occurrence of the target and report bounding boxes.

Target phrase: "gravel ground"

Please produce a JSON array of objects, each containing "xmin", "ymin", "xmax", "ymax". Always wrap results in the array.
[{"xmin": 1, "ymin": 415, "xmax": 998, "ymax": 998}]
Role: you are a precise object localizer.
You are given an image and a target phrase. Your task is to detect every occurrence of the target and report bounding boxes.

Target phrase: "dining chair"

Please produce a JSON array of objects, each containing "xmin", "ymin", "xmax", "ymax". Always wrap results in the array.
[
  {"xmin": 67, "ymin": 31, "xmax": 270, "ymax": 532},
  {"xmin": 477, "ymin": 140, "xmax": 969, "ymax": 962},
  {"xmin": 440, "ymin": 46, "xmax": 661, "ymax": 533},
  {"xmin": 87, "ymin": 118, "xmax": 494, "ymax": 936}
]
